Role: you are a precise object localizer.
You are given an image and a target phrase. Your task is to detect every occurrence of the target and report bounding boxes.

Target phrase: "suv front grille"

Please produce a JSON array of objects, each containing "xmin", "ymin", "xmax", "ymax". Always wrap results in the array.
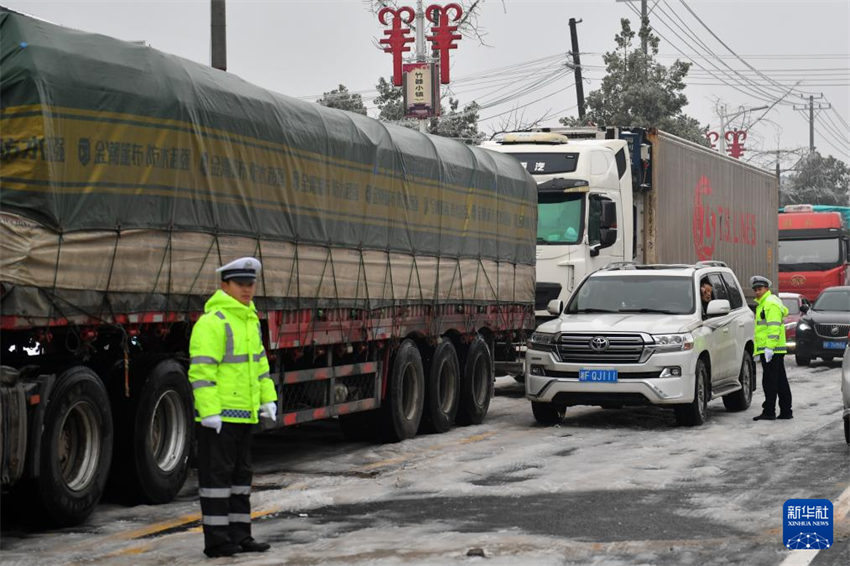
[
  {"xmin": 814, "ymin": 323, "xmax": 850, "ymax": 339},
  {"xmin": 556, "ymin": 334, "xmax": 646, "ymax": 363}
]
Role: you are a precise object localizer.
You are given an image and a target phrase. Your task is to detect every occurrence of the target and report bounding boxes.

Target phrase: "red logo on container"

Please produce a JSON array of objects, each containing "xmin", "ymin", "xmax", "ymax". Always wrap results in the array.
[
  {"xmin": 692, "ymin": 175, "xmax": 716, "ymax": 260},
  {"xmin": 692, "ymin": 175, "xmax": 757, "ymax": 261}
]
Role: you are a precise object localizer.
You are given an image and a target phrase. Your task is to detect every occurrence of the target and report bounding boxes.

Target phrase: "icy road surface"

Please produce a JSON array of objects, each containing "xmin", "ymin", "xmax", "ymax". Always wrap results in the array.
[{"xmin": 2, "ymin": 360, "xmax": 848, "ymax": 565}]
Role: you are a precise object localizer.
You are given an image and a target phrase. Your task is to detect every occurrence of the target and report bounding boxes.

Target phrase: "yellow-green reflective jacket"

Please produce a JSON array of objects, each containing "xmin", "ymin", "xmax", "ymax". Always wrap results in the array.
[
  {"xmin": 188, "ymin": 290, "xmax": 276, "ymax": 423},
  {"xmin": 754, "ymin": 290, "xmax": 788, "ymax": 355}
]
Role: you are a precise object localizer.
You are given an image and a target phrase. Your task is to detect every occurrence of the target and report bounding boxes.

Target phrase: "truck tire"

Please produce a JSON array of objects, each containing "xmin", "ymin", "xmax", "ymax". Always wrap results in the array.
[
  {"xmin": 674, "ymin": 359, "xmax": 708, "ymax": 427},
  {"xmin": 845, "ymin": 416, "xmax": 849, "ymax": 445},
  {"xmin": 420, "ymin": 340, "xmax": 460, "ymax": 434},
  {"xmin": 723, "ymin": 351, "xmax": 754, "ymax": 412},
  {"xmin": 381, "ymin": 339, "xmax": 424, "ymax": 442},
  {"xmin": 37, "ymin": 366, "xmax": 113, "ymax": 527},
  {"xmin": 531, "ymin": 401, "xmax": 565, "ymax": 425},
  {"xmin": 131, "ymin": 360, "xmax": 193, "ymax": 504},
  {"xmin": 456, "ymin": 336, "xmax": 493, "ymax": 426}
]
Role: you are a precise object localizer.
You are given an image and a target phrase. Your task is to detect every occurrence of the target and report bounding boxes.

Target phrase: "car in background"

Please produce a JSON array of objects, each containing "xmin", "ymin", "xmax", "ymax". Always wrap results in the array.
[
  {"xmin": 794, "ymin": 286, "xmax": 850, "ymax": 366},
  {"xmin": 842, "ymin": 337, "xmax": 850, "ymax": 444},
  {"xmin": 778, "ymin": 292, "xmax": 811, "ymax": 352}
]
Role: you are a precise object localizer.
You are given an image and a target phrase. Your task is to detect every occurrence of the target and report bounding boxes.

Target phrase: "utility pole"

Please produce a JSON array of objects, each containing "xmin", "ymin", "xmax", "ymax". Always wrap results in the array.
[
  {"xmin": 415, "ymin": 0, "xmax": 427, "ymax": 133},
  {"xmin": 568, "ymin": 18, "xmax": 585, "ymax": 120},
  {"xmin": 211, "ymin": 0, "xmax": 226, "ymax": 71},
  {"xmin": 793, "ymin": 94, "xmax": 829, "ymax": 153}
]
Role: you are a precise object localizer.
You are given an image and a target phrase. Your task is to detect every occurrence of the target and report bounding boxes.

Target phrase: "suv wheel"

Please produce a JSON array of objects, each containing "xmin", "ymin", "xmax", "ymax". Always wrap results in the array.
[
  {"xmin": 675, "ymin": 359, "xmax": 708, "ymax": 426},
  {"xmin": 722, "ymin": 351, "xmax": 754, "ymax": 412},
  {"xmin": 531, "ymin": 401, "xmax": 565, "ymax": 425},
  {"xmin": 795, "ymin": 354, "xmax": 811, "ymax": 366}
]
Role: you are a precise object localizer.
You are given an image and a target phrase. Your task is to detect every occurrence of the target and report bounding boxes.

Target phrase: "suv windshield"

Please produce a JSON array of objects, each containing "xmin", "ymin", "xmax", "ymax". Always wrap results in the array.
[
  {"xmin": 566, "ymin": 275, "xmax": 695, "ymax": 315},
  {"xmin": 813, "ymin": 289, "xmax": 850, "ymax": 312}
]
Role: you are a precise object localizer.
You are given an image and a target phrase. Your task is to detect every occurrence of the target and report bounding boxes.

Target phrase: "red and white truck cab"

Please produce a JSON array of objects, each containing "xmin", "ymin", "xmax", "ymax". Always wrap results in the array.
[{"xmin": 778, "ymin": 204, "xmax": 850, "ymax": 301}]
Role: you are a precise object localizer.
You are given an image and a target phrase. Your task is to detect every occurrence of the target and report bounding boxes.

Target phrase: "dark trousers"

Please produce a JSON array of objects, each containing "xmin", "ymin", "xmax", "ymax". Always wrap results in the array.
[
  {"xmin": 196, "ymin": 422, "xmax": 254, "ymax": 551},
  {"xmin": 760, "ymin": 353, "xmax": 792, "ymax": 416}
]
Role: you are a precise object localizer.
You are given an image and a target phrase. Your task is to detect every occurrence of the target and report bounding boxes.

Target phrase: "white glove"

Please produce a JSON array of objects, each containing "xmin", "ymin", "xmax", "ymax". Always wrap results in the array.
[
  {"xmin": 201, "ymin": 414, "xmax": 222, "ymax": 434},
  {"xmin": 754, "ymin": 355, "xmax": 760, "ymax": 362},
  {"xmin": 764, "ymin": 348, "xmax": 774, "ymax": 363},
  {"xmin": 259, "ymin": 401, "xmax": 277, "ymax": 421}
]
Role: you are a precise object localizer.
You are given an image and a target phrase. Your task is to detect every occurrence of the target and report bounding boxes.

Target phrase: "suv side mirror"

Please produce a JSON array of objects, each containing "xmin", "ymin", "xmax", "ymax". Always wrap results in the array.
[
  {"xmin": 800, "ymin": 304, "xmax": 809, "ymax": 313},
  {"xmin": 706, "ymin": 299, "xmax": 730, "ymax": 316},
  {"xmin": 547, "ymin": 299, "xmax": 564, "ymax": 316}
]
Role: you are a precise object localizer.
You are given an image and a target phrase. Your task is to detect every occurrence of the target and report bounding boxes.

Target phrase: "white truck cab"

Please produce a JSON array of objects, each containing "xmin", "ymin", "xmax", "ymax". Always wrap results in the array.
[{"xmin": 481, "ymin": 130, "xmax": 635, "ymax": 323}]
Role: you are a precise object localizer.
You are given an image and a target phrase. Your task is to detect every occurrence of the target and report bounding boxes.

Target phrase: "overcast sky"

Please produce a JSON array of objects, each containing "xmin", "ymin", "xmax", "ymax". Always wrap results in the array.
[{"xmin": 4, "ymin": 0, "xmax": 849, "ymax": 172}]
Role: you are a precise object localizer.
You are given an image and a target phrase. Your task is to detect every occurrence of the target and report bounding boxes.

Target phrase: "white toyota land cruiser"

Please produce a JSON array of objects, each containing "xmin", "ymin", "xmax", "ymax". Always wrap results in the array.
[{"xmin": 525, "ymin": 262, "xmax": 756, "ymax": 426}]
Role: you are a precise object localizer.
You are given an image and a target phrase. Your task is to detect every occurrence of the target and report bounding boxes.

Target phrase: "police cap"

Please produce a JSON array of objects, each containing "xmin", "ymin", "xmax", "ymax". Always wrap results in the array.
[
  {"xmin": 216, "ymin": 257, "xmax": 261, "ymax": 283},
  {"xmin": 749, "ymin": 275, "xmax": 771, "ymax": 289}
]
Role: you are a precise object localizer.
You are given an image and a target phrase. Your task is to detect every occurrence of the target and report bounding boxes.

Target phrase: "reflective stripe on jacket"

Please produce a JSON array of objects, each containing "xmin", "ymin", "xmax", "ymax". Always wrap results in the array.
[
  {"xmin": 188, "ymin": 290, "xmax": 276, "ymax": 423},
  {"xmin": 754, "ymin": 290, "xmax": 788, "ymax": 356}
]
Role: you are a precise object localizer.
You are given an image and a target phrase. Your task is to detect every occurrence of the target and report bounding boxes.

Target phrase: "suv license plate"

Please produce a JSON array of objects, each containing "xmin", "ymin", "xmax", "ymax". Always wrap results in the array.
[
  {"xmin": 823, "ymin": 341, "xmax": 845, "ymax": 350},
  {"xmin": 579, "ymin": 369, "xmax": 618, "ymax": 382}
]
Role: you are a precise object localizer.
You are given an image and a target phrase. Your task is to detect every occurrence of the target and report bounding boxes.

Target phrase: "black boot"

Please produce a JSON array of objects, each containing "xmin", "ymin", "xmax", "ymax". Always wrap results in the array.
[
  {"xmin": 204, "ymin": 542, "xmax": 240, "ymax": 558},
  {"xmin": 239, "ymin": 537, "xmax": 271, "ymax": 553},
  {"xmin": 753, "ymin": 413, "xmax": 776, "ymax": 421},
  {"xmin": 777, "ymin": 412, "xmax": 793, "ymax": 419}
]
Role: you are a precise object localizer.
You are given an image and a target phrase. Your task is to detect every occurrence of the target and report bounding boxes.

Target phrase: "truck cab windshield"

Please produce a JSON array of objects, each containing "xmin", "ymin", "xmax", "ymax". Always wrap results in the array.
[
  {"xmin": 566, "ymin": 275, "xmax": 695, "ymax": 315},
  {"xmin": 537, "ymin": 193, "xmax": 583, "ymax": 244},
  {"xmin": 778, "ymin": 238, "xmax": 842, "ymax": 270}
]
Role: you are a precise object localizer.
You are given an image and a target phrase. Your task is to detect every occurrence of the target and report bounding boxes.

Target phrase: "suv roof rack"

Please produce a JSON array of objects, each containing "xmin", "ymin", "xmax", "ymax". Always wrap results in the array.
[
  {"xmin": 601, "ymin": 261, "xmax": 638, "ymax": 270},
  {"xmin": 695, "ymin": 260, "xmax": 728, "ymax": 268},
  {"xmin": 601, "ymin": 262, "xmax": 696, "ymax": 271}
]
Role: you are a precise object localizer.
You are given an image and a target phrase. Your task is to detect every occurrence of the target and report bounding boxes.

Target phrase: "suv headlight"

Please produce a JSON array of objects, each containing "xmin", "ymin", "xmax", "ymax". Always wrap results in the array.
[
  {"xmin": 651, "ymin": 332, "xmax": 694, "ymax": 352},
  {"xmin": 796, "ymin": 321, "xmax": 811, "ymax": 332},
  {"xmin": 529, "ymin": 332, "xmax": 558, "ymax": 352}
]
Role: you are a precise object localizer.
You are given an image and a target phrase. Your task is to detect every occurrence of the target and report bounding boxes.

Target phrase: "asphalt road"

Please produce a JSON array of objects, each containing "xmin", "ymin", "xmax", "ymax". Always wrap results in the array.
[{"xmin": 1, "ymin": 359, "xmax": 848, "ymax": 565}]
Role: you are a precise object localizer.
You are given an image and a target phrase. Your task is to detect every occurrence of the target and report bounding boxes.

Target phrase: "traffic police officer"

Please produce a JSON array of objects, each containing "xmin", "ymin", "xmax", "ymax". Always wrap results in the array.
[
  {"xmin": 189, "ymin": 257, "xmax": 277, "ymax": 557},
  {"xmin": 751, "ymin": 275, "xmax": 792, "ymax": 421}
]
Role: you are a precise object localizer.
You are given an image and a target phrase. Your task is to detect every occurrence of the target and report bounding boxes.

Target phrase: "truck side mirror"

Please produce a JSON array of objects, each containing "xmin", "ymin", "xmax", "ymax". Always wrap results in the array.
[
  {"xmin": 600, "ymin": 200, "xmax": 617, "ymax": 228},
  {"xmin": 590, "ymin": 228, "xmax": 618, "ymax": 257},
  {"xmin": 546, "ymin": 299, "xmax": 564, "ymax": 316}
]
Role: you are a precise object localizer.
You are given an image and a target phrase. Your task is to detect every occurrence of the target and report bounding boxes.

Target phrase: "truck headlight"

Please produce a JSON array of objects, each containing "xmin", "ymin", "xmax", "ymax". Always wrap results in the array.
[
  {"xmin": 651, "ymin": 333, "xmax": 694, "ymax": 352},
  {"xmin": 529, "ymin": 332, "xmax": 557, "ymax": 352}
]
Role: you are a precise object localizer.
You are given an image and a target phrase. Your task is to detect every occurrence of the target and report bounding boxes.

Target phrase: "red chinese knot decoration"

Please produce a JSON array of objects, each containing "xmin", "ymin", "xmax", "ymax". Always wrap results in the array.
[
  {"xmin": 425, "ymin": 3, "xmax": 462, "ymax": 84},
  {"xmin": 377, "ymin": 3, "xmax": 463, "ymax": 87},
  {"xmin": 725, "ymin": 129, "xmax": 747, "ymax": 159},
  {"xmin": 378, "ymin": 7, "xmax": 415, "ymax": 87}
]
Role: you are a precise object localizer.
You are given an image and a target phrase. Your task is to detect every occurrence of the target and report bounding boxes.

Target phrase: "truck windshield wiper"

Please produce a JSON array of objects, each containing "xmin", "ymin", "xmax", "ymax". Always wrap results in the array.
[{"xmin": 617, "ymin": 308, "xmax": 680, "ymax": 314}]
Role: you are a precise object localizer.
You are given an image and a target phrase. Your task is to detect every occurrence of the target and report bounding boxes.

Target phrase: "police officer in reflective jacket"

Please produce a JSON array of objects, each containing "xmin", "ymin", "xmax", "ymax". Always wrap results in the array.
[
  {"xmin": 189, "ymin": 257, "xmax": 277, "ymax": 557},
  {"xmin": 751, "ymin": 275, "xmax": 792, "ymax": 421}
]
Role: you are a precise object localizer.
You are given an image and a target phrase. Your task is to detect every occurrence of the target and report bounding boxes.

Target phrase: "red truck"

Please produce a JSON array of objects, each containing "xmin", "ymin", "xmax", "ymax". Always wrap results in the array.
[
  {"xmin": 0, "ymin": 9, "xmax": 536, "ymax": 527},
  {"xmin": 778, "ymin": 204, "xmax": 850, "ymax": 301}
]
